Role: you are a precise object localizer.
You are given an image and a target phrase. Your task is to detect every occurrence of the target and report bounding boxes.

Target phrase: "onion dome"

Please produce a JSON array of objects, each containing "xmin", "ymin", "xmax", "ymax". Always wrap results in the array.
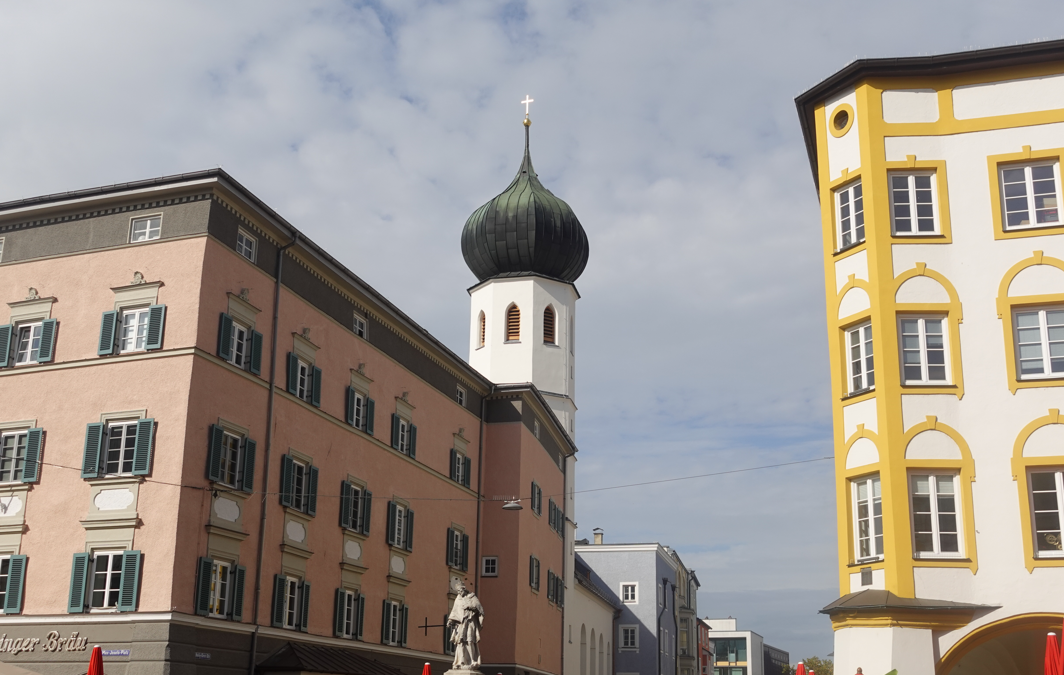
[{"xmin": 461, "ymin": 121, "xmax": 589, "ymax": 284}]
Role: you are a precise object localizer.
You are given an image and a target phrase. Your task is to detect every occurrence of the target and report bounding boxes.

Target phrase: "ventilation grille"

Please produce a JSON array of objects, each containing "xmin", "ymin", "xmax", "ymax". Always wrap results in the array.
[
  {"xmin": 506, "ymin": 306, "xmax": 520, "ymax": 342},
  {"xmin": 543, "ymin": 306, "xmax": 555, "ymax": 344}
]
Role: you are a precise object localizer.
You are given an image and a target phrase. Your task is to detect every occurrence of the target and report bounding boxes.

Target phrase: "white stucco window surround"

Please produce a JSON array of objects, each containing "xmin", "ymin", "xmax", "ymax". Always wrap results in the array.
[{"xmin": 620, "ymin": 582, "xmax": 638, "ymax": 603}]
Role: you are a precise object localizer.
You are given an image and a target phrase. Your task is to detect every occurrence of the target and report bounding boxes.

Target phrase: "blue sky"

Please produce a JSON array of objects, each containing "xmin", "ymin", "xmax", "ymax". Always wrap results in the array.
[{"xmin": 2, "ymin": 0, "xmax": 1064, "ymax": 661}]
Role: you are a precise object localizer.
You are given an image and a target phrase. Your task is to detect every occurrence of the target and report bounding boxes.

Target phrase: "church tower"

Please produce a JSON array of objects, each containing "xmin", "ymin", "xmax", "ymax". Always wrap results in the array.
[{"xmin": 461, "ymin": 112, "xmax": 589, "ymax": 437}]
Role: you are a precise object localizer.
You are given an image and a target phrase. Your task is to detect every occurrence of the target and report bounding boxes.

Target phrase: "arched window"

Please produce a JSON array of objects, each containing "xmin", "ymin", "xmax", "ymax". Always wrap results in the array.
[
  {"xmin": 543, "ymin": 305, "xmax": 556, "ymax": 344},
  {"xmin": 580, "ymin": 626, "xmax": 587, "ymax": 675},
  {"xmin": 478, "ymin": 311, "xmax": 486, "ymax": 348},
  {"xmin": 506, "ymin": 304, "xmax": 520, "ymax": 342},
  {"xmin": 589, "ymin": 629, "xmax": 596, "ymax": 675}
]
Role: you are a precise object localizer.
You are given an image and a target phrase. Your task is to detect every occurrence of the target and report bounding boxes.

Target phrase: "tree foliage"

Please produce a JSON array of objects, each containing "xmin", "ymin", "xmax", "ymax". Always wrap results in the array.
[{"xmin": 788, "ymin": 656, "xmax": 833, "ymax": 675}]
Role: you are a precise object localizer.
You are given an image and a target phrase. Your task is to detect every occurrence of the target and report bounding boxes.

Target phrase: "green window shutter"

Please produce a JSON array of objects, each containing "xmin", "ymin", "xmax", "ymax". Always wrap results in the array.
[
  {"xmin": 529, "ymin": 555, "xmax": 534, "ymax": 587},
  {"xmin": 365, "ymin": 399, "xmax": 375, "ymax": 435},
  {"xmin": 144, "ymin": 305, "xmax": 166, "ymax": 351},
  {"xmin": 463, "ymin": 457, "xmax": 472, "ymax": 489},
  {"xmin": 390, "ymin": 415, "xmax": 400, "ymax": 450},
  {"xmin": 117, "ymin": 551, "xmax": 142, "ymax": 612},
  {"xmin": 241, "ymin": 439, "xmax": 256, "ymax": 494},
  {"xmin": 380, "ymin": 600, "xmax": 390, "ymax": 644},
  {"xmin": 231, "ymin": 565, "xmax": 246, "ymax": 620},
  {"xmin": 461, "ymin": 534, "xmax": 469, "ymax": 572},
  {"xmin": 340, "ymin": 481, "xmax": 353, "ymax": 529},
  {"xmin": 531, "ymin": 481, "xmax": 537, "ymax": 514},
  {"xmin": 311, "ymin": 367, "xmax": 322, "ymax": 408},
  {"xmin": 97, "ymin": 312, "xmax": 118, "ymax": 356},
  {"xmin": 334, "ymin": 588, "xmax": 345, "ymax": 637},
  {"xmin": 400, "ymin": 604, "xmax": 409, "ymax": 647},
  {"xmin": 279, "ymin": 455, "xmax": 294, "ymax": 508},
  {"xmin": 0, "ymin": 325, "xmax": 11, "ymax": 367},
  {"xmin": 4, "ymin": 555, "xmax": 26, "ymax": 614},
  {"xmin": 207, "ymin": 425, "xmax": 224, "ymax": 482},
  {"xmin": 250, "ymin": 331, "xmax": 264, "ymax": 376},
  {"xmin": 195, "ymin": 557, "xmax": 213, "ymax": 616},
  {"xmin": 37, "ymin": 319, "xmax": 57, "ymax": 363},
  {"xmin": 446, "ymin": 528, "xmax": 455, "ymax": 566},
  {"xmin": 131, "ymin": 418, "xmax": 155, "ymax": 476},
  {"xmin": 386, "ymin": 502, "xmax": 396, "ymax": 546},
  {"xmin": 356, "ymin": 594, "xmax": 365, "ymax": 640},
  {"xmin": 449, "ymin": 449, "xmax": 457, "ymax": 481},
  {"xmin": 547, "ymin": 571, "xmax": 553, "ymax": 602},
  {"xmin": 361, "ymin": 490, "xmax": 372, "ymax": 535},
  {"xmin": 22, "ymin": 428, "xmax": 43, "ymax": 483},
  {"xmin": 443, "ymin": 613, "xmax": 451, "ymax": 654},
  {"xmin": 67, "ymin": 553, "xmax": 90, "ymax": 613},
  {"xmin": 408, "ymin": 424, "xmax": 417, "ymax": 459},
  {"xmin": 286, "ymin": 353, "xmax": 298, "ymax": 395},
  {"xmin": 404, "ymin": 509, "xmax": 414, "ymax": 552},
  {"xmin": 81, "ymin": 423, "xmax": 104, "ymax": 479},
  {"xmin": 307, "ymin": 466, "xmax": 319, "ymax": 517},
  {"xmin": 345, "ymin": 387, "xmax": 356, "ymax": 426},
  {"xmin": 299, "ymin": 581, "xmax": 311, "ymax": 633},
  {"xmin": 217, "ymin": 313, "xmax": 233, "ymax": 360},
  {"xmin": 271, "ymin": 575, "xmax": 285, "ymax": 627}
]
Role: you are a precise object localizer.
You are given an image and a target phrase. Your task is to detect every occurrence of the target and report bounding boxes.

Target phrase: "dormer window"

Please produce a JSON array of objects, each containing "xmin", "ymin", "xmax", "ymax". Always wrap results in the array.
[
  {"xmin": 543, "ymin": 306, "xmax": 556, "ymax": 344},
  {"xmin": 506, "ymin": 304, "xmax": 520, "ymax": 342}
]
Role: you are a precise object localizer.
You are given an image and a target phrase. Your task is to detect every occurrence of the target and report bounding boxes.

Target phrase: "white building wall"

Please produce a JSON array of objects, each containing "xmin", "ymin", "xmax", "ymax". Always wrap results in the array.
[
  {"xmin": 564, "ymin": 584, "xmax": 615, "ymax": 675},
  {"xmin": 834, "ymin": 626, "xmax": 935, "ymax": 675}
]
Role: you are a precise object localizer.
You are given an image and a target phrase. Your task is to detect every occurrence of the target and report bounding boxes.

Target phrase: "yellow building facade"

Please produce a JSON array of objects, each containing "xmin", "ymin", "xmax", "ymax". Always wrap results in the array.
[{"xmin": 797, "ymin": 41, "xmax": 1064, "ymax": 675}]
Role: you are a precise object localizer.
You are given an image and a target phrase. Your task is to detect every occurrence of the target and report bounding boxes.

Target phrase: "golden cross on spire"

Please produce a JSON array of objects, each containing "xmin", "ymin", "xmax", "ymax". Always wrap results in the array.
[{"xmin": 521, "ymin": 95, "xmax": 534, "ymax": 117}]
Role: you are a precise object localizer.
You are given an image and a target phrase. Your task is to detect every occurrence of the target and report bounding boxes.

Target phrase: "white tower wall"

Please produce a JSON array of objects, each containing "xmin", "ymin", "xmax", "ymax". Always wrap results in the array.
[{"xmin": 469, "ymin": 275, "xmax": 578, "ymax": 435}]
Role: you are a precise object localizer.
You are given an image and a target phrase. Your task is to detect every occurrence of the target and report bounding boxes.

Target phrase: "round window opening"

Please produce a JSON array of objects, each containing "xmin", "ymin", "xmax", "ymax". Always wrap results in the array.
[{"xmin": 833, "ymin": 109, "xmax": 850, "ymax": 131}]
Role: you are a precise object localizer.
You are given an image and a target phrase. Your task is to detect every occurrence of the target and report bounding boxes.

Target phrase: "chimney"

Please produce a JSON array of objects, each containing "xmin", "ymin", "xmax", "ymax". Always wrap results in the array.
[{"xmin": 593, "ymin": 528, "xmax": 604, "ymax": 545}]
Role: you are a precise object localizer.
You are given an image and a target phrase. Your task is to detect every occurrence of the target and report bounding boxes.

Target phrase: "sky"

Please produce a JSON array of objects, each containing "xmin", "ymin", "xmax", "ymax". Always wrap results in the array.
[{"xmin": 1, "ymin": 0, "xmax": 1063, "ymax": 662}]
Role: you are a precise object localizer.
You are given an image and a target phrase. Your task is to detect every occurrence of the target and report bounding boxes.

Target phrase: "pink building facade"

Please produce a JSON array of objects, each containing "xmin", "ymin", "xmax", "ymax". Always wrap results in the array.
[{"xmin": 0, "ymin": 169, "xmax": 575, "ymax": 675}]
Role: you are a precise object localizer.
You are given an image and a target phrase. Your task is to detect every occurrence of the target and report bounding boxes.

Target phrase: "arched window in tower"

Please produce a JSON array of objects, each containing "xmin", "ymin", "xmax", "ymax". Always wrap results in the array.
[
  {"xmin": 506, "ymin": 304, "xmax": 521, "ymax": 342},
  {"xmin": 543, "ymin": 305, "xmax": 556, "ymax": 344},
  {"xmin": 478, "ymin": 311, "xmax": 486, "ymax": 348}
]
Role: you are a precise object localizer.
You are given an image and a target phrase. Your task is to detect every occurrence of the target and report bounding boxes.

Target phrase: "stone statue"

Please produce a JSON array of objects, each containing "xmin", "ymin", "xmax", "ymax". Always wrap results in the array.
[{"xmin": 447, "ymin": 579, "xmax": 484, "ymax": 672}]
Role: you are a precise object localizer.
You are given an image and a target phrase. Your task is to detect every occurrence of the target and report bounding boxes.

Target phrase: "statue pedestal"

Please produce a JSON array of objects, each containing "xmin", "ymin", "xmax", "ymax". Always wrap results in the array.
[{"xmin": 444, "ymin": 669, "xmax": 483, "ymax": 675}]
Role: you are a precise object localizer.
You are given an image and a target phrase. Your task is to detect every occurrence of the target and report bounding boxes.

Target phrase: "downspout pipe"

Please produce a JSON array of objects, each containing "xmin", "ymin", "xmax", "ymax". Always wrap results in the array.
[
  {"xmin": 657, "ymin": 578, "xmax": 670, "ymax": 675},
  {"xmin": 247, "ymin": 232, "xmax": 299, "ymax": 675}
]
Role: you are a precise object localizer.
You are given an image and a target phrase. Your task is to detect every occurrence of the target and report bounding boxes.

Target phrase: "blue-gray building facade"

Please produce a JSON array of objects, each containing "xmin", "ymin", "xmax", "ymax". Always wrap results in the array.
[{"xmin": 575, "ymin": 538, "xmax": 700, "ymax": 675}]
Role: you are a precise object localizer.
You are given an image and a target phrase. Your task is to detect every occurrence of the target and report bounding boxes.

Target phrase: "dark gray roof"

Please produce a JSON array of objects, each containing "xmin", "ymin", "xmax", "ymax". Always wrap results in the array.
[
  {"xmin": 819, "ymin": 589, "xmax": 996, "ymax": 615},
  {"xmin": 795, "ymin": 38, "xmax": 1064, "ymax": 190},
  {"xmin": 461, "ymin": 124, "xmax": 589, "ymax": 284},
  {"xmin": 256, "ymin": 642, "xmax": 405, "ymax": 675}
]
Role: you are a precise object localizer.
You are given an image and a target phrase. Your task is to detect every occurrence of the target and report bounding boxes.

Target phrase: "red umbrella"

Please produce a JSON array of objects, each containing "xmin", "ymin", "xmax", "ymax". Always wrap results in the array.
[
  {"xmin": 794, "ymin": 663, "xmax": 805, "ymax": 675},
  {"xmin": 421, "ymin": 664, "xmax": 430, "ymax": 675},
  {"xmin": 1047, "ymin": 632, "xmax": 1063, "ymax": 675},
  {"xmin": 87, "ymin": 645, "xmax": 103, "ymax": 675}
]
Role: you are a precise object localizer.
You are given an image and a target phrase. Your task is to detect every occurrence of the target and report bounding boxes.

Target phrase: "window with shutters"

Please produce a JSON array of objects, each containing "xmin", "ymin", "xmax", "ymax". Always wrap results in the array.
[
  {"xmin": 280, "ymin": 453, "xmax": 317, "ymax": 516},
  {"xmin": 544, "ymin": 305, "xmax": 556, "ymax": 344},
  {"xmin": 228, "ymin": 322, "xmax": 250, "ymax": 369},
  {"xmin": 391, "ymin": 412, "xmax": 416, "ymax": 457},
  {"xmin": 283, "ymin": 577, "xmax": 301, "ymax": 629},
  {"xmin": 478, "ymin": 312, "xmax": 485, "ymax": 349},
  {"xmin": 382, "ymin": 600, "xmax": 407, "ymax": 645},
  {"xmin": 450, "ymin": 449, "xmax": 471, "ymax": 488},
  {"xmin": 481, "ymin": 556, "xmax": 498, "ymax": 577},
  {"xmin": 393, "ymin": 504, "xmax": 407, "ymax": 548},
  {"xmin": 447, "ymin": 527, "xmax": 469, "ymax": 571},
  {"xmin": 296, "ymin": 359, "xmax": 311, "ymax": 400},
  {"xmin": 104, "ymin": 422, "xmax": 140, "ymax": 476},
  {"xmin": 130, "ymin": 215, "xmax": 162, "ymax": 242},
  {"xmin": 119, "ymin": 308, "xmax": 151, "ymax": 353},
  {"xmin": 236, "ymin": 229, "xmax": 257, "ymax": 262},
  {"xmin": 338, "ymin": 589, "xmax": 361, "ymax": 638},
  {"xmin": 506, "ymin": 304, "xmax": 520, "ymax": 342},
  {"xmin": 13, "ymin": 322, "xmax": 42, "ymax": 365},
  {"xmin": 529, "ymin": 555, "xmax": 540, "ymax": 591},
  {"xmin": 218, "ymin": 432, "xmax": 241, "ymax": 488},
  {"xmin": 0, "ymin": 557, "xmax": 9, "ymax": 611},
  {"xmin": 531, "ymin": 481, "xmax": 543, "ymax": 515},
  {"xmin": 99, "ymin": 302, "xmax": 165, "ymax": 357},
  {"xmin": 0, "ymin": 432, "xmax": 27, "ymax": 483},
  {"xmin": 90, "ymin": 551, "xmax": 125, "ymax": 609},
  {"xmin": 208, "ymin": 561, "xmax": 231, "ymax": 618},
  {"xmin": 340, "ymin": 479, "xmax": 371, "ymax": 535},
  {"xmin": 291, "ymin": 459, "xmax": 308, "ymax": 512}
]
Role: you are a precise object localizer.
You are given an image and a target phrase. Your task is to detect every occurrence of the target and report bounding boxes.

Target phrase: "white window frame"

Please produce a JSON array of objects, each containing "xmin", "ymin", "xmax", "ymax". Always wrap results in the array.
[
  {"xmin": 90, "ymin": 550, "xmax": 125, "ymax": 610},
  {"xmin": 0, "ymin": 431, "xmax": 27, "ymax": 484},
  {"xmin": 451, "ymin": 529, "xmax": 464, "ymax": 568},
  {"xmin": 104, "ymin": 421, "xmax": 139, "ymax": 477},
  {"xmin": 296, "ymin": 359, "xmax": 311, "ymax": 400},
  {"xmin": 384, "ymin": 599, "xmax": 401, "ymax": 645},
  {"xmin": 1029, "ymin": 469, "xmax": 1064, "ymax": 559},
  {"xmin": 353, "ymin": 315, "xmax": 367, "ymax": 339},
  {"xmin": 219, "ymin": 432, "xmax": 242, "ymax": 488},
  {"xmin": 291, "ymin": 459, "xmax": 308, "ymax": 512},
  {"xmin": 899, "ymin": 316, "xmax": 949, "ymax": 385},
  {"xmin": 283, "ymin": 576, "xmax": 300, "ymax": 629},
  {"xmin": 236, "ymin": 229, "xmax": 257, "ymax": 263},
  {"xmin": 0, "ymin": 237, "xmax": 5, "ymax": 263},
  {"xmin": 1000, "ymin": 161, "xmax": 1063, "ymax": 231},
  {"xmin": 119, "ymin": 307, "xmax": 151, "ymax": 354},
  {"xmin": 340, "ymin": 589, "xmax": 358, "ymax": 638},
  {"xmin": 130, "ymin": 215, "xmax": 162, "ymax": 243},
  {"xmin": 0, "ymin": 556, "xmax": 9, "ymax": 610},
  {"xmin": 889, "ymin": 171, "xmax": 939, "ymax": 235},
  {"xmin": 834, "ymin": 179, "xmax": 865, "ymax": 249},
  {"xmin": 456, "ymin": 386, "xmax": 466, "ymax": 407},
  {"xmin": 208, "ymin": 560, "xmax": 231, "ymax": 618},
  {"xmin": 620, "ymin": 582, "xmax": 638, "ymax": 604},
  {"xmin": 909, "ymin": 473, "xmax": 963, "ymax": 558},
  {"xmin": 13, "ymin": 322, "xmax": 43, "ymax": 365},
  {"xmin": 620, "ymin": 625, "xmax": 639, "ymax": 650},
  {"xmin": 847, "ymin": 321, "xmax": 875, "ymax": 394},
  {"xmin": 351, "ymin": 390, "xmax": 366, "ymax": 430},
  {"xmin": 852, "ymin": 475, "xmax": 884, "ymax": 562},
  {"xmin": 228, "ymin": 321, "xmax": 250, "ymax": 369},
  {"xmin": 1014, "ymin": 306, "xmax": 1064, "ymax": 379},
  {"xmin": 481, "ymin": 556, "xmax": 498, "ymax": 577},
  {"xmin": 345, "ymin": 482, "xmax": 363, "ymax": 530},
  {"xmin": 455, "ymin": 453, "xmax": 466, "ymax": 486},
  {"xmin": 393, "ymin": 503, "xmax": 406, "ymax": 546},
  {"xmin": 398, "ymin": 418, "xmax": 410, "ymax": 454}
]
